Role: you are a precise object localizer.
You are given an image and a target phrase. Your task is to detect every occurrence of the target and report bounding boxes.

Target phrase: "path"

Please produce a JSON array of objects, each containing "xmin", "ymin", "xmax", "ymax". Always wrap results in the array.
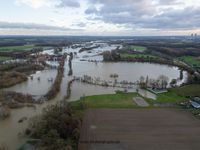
[{"xmin": 133, "ymin": 96, "xmax": 149, "ymax": 107}]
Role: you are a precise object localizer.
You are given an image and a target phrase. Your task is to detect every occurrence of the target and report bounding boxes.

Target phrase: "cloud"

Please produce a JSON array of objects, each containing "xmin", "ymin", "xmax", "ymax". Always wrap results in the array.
[
  {"xmin": 158, "ymin": 0, "xmax": 182, "ymax": 5},
  {"xmin": 56, "ymin": 0, "xmax": 80, "ymax": 8},
  {"xmin": 85, "ymin": 0, "xmax": 200, "ymax": 30},
  {"xmin": 15, "ymin": 0, "xmax": 51, "ymax": 8},
  {"xmin": 16, "ymin": 0, "xmax": 80, "ymax": 8},
  {"xmin": 0, "ymin": 21, "xmax": 82, "ymax": 31},
  {"xmin": 72, "ymin": 22, "xmax": 86, "ymax": 27},
  {"xmin": 85, "ymin": 6, "xmax": 98, "ymax": 14}
]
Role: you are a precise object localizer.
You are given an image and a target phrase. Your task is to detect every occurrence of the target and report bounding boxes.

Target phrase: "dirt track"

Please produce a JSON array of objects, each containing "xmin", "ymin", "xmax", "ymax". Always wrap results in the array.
[{"xmin": 79, "ymin": 109, "xmax": 200, "ymax": 150}]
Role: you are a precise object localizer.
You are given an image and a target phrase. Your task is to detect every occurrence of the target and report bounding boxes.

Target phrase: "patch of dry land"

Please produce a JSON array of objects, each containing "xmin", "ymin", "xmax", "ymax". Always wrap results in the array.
[{"xmin": 79, "ymin": 109, "xmax": 200, "ymax": 150}]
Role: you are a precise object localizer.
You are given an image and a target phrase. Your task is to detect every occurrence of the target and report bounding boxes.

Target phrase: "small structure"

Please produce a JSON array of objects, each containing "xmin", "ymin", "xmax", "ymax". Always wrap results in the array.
[
  {"xmin": 191, "ymin": 97, "xmax": 200, "ymax": 109},
  {"xmin": 147, "ymin": 88, "xmax": 168, "ymax": 94}
]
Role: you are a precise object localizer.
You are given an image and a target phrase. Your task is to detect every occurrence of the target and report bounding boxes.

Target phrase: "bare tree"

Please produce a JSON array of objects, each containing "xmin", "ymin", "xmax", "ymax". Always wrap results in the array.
[
  {"xmin": 158, "ymin": 75, "xmax": 169, "ymax": 89},
  {"xmin": 139, "ymin": 76, "xmax": 145, "ymax": 88}
]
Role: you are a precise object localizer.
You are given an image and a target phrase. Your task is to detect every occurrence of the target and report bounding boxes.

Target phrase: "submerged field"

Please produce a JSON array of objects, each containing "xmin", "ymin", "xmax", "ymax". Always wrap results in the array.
[{"xmin": 0, "ymin": 37, "xmax": 200, "ymax": 150}]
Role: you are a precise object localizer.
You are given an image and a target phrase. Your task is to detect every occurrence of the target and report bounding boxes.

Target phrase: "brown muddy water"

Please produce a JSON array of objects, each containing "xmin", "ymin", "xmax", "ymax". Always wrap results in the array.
[{"xmin": 0, "ymin": 58, "xmax": 187, "ymax": 149}]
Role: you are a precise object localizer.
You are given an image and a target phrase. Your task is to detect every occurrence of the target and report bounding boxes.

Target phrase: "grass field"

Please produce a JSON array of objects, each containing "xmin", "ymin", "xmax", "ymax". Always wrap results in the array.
[
  {"xmin": 70, "ymin": 84, "xmax": 200, "ymax": 110},
  {"xmin": 0, "ymin": 56, "xmax": 12, "ymax": 61},
  {"xmin": 126, "ymin": 45, "xmax": 147, "ymax": 52},
  {"xmin": 70, "ymin": 92, "xmax": 146, "ymax": 109},
  {"xmin": 180, "ymin": 56, "xmax": 200, "ymax": 67},
  {"xmin": 173, "ymin": 84, "xmax": 200, "ymax": 96},
  {"xmin": 0, "ymin": 44, "xmax": 37, "ymax": 52},
  {"xmin": 70, "ymin": 90, "xmax": 186, "ymax": 109},
  {"xmin": 120, "ymin": 53, "xmax": 156, "ymax": 59},
  {"xmin": 147, "ymin": 90, "xmax": 186, "ymax": 105}
]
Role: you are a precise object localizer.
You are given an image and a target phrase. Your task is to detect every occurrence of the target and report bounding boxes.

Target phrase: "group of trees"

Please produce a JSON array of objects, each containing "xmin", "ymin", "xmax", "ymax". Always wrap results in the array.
[
  {"xmin": 139, "ymin": 75, "xmax": 169, "ymax": 89},
  {"xmin": 79, "ymin": 45, "xmax": 100, "ymax": 53},
  {"xmin": 103, "ymin": 50, "xmax": 121, "ymax": 61},
  {"xmin": 0, "ymin": 91, "xmax": 35, "ymax": 109},
  {"xmin": 68, "ymin": 52, "xmax": 73, "ymax": 76},
  {"xmin": 0, "ymin": 62, "xmax": 45, "ymax": 89},
  {"xmin": 147, "ymin": 46, "xmax": 200, "ymax": 57},
  {"xmin": 187, "ymin": 72, "xmax": 200, "ymax": 84},
  {"xmin": 27, "ymin": 104, "xmax": 81, "ymax": 150},
  {"xmin": 45, "ymin": 56, "xmax": 65, "ymax": 100},
  {"xmin": 0, "ymin": 71, "xmax": 27, "ymax": 89}
]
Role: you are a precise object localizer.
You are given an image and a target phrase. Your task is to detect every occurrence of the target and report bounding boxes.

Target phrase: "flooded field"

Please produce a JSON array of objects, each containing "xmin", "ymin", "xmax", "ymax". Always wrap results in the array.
[{"xmin": 0, "ymin": 42, "xmax": 188, "ymax": 149}]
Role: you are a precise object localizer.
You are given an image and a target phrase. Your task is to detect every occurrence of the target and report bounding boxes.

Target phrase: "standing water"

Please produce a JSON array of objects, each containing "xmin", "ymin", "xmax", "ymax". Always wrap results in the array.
[{"xmin": 0, "ymin": 43, "xmax": 187, "ymax": 149}]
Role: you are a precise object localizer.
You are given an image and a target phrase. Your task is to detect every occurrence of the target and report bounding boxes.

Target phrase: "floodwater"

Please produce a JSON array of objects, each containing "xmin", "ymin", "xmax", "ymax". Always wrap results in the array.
[
  {"xmin": 0, "ymin": 42, "xmax": 188, "ymax": 150},
  {"xmin": 5, "ymin": 70, "xmax": 57, "ymax": 95}
]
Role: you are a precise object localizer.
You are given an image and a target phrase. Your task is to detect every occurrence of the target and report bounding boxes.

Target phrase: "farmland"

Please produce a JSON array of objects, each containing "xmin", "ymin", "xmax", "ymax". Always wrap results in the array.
[{"xmin": 0, "ymin": 44, "xmax": 37, "ymax": 52}]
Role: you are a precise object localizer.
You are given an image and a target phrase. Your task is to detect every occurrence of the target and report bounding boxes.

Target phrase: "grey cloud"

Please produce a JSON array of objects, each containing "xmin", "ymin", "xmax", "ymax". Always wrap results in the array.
[
  {"xmin": 158, "ymin": 0, "xmax": 182, "ymax": 5},
  {"xmin": 75, "ymin": 22, "xmax": 86, "ymax": 27},
  {"xmin": 85, "ymin": 6, "xmax": 98, "ymax": 14},
  {"xmin": 71, "ymin": 22, "xmax": 87, "ymax": 28},
  {"xmin": 144, "ymin": 7, "xmax": 200, "ymax": 29},
  {"xmin": 56, "ymin": 0, "xmax": 80, "ymax": 8},
  {"xmin": 0, "ymin": 21, "xmax": 83, "ymax": 31},
  {"xmin": 85, "ymin": 0, "xmax": 200, "ymax": 30}
]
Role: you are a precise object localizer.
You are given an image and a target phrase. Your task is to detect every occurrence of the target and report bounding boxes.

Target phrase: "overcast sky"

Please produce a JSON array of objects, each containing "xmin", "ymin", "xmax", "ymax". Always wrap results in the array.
[{"xmin": 0, "ymin": 0, "xmax": 200, "ymax": 36}]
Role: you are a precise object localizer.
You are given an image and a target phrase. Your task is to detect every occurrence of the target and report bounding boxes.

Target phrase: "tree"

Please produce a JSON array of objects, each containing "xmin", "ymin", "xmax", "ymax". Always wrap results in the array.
[
  {"xmin": 145, "ymin": 76, "xmax": 149, "ymax": 88},
  {"xmin": 180, "ymin": 70, "xmax": 183, "ymax": 80},
  {"xmin": 170, "ymin": 79, "xmax": 177, "ymax": 87},
  {"xmin": 28, "ymin": 104, "xmax": 81, "ymax": 150},
  {"xmin": 158, "ymin": 75, "xmax": 169, "ymax": 89},
  {"xmin": 139, "ymin": 76, "xmax": 146, "ymax": 88},
  {"xmin": 103, "ymin": 50, "xmax": 120, "ymax": 61}
]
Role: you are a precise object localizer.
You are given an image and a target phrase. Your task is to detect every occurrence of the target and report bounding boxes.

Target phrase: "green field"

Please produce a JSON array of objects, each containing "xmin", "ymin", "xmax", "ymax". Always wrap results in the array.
[
  {"xmin": 173, "ymin": 84, "xmax": 200, "ymax": 97},
  {"xmin": 0, "ymin": 56, "xmax": 12, "ymax": 61},
  {"xmin": 180, "ymin": 56, "xmax": 200, "ymax": 67},
  {"xmin": 125, "ymin": 45, "xmax": 147, "ymax": 52},
  {"xmin": 0, "ymin": 44, "xmax": 36, "ymax": 52},
  {"xmin": 147, "ymin": 90, "xmax": 186, "ymax": 105},
  {"xmin": 70, "ymin": 84, "xmax": 200, "ymax": 110},
  {"xmin": 70, "ymin": 89, "xmax": 189, "ymax": 110},
  {"xmin": 70, "ymin": 92, "xmax": 144, "ymax": 109},
  {"xmin": 120, "ymin": 53, "xmax": 156, "ymax": 59}
]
